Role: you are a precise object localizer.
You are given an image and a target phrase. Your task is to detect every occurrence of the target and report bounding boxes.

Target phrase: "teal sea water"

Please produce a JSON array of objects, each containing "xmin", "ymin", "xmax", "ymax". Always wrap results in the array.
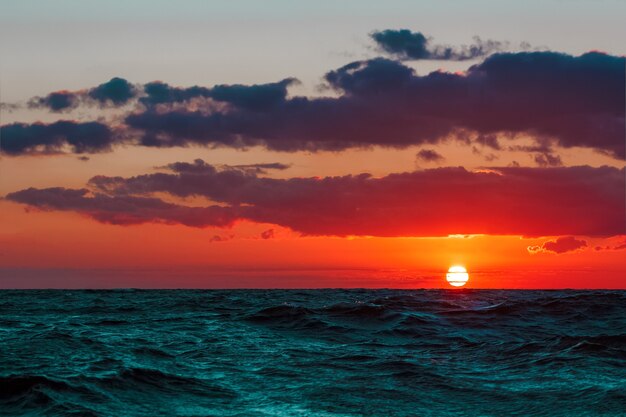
[{"xmin": 1, "ymin": 290, "xmax": 624, "ymax": 416}]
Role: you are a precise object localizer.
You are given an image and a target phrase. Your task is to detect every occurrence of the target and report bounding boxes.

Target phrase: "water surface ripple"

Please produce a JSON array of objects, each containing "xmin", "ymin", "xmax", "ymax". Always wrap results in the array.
[{"xmin": 1, "ymin": 290, "xmax": 624, "ymax": 416}]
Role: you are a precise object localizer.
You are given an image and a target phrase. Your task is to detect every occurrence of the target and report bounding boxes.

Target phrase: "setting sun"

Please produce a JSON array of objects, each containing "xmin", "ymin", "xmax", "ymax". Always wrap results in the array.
[{"xmin": 446, "ymin": 266, "xmax": 469, "ymax": 287}]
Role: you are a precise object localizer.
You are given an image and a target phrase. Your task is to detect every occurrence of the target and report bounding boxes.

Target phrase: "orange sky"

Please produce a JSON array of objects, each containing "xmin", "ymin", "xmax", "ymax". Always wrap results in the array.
[
  {"xmin": 2, "ymin": 140, "xmax": 623, "ymax": 289},
  {"xmin": 1, "ymin": 199, "xmax": 624, "ymax": 288},
  {"xmin": 1, "ymin": 6, "xmax": 624, "ymax": 288}
]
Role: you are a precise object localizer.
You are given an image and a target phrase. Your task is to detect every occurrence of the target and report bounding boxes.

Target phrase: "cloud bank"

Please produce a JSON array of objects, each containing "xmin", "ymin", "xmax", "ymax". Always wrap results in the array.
[
  {"xmin": 6, "ymin": 162, "xmax": 624, "ymax": 237},
  {"xmin": 126, "ymin": 52, "xmax": 626, "ymax": 158},
  {"xmin": 5, "ymin": 48, "xmax": 622, "ymax": 159}
]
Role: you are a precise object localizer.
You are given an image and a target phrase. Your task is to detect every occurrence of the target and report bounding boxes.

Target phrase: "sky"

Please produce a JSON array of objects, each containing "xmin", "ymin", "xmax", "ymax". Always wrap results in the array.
[{"xmin": 0, "ymin": 0, "xmax": 624, "ymax": 288}]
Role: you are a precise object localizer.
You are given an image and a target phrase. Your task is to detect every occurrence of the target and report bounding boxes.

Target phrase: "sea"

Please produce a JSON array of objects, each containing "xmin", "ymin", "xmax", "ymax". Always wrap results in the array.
[{"xmin": 1, "ymin": 290, "xmax": 624, "ymax": 416}]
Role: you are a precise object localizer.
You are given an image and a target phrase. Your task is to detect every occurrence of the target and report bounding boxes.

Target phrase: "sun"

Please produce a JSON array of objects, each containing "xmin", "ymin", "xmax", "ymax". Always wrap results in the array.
[{"xmin": 446, "ymin": 265, "xmax": 469, "ymax": 287}]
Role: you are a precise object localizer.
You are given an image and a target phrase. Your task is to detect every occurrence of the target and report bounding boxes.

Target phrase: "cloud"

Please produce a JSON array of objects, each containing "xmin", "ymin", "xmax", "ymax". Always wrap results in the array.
[
  {"xmin": 88, "ymin": 77, "xmax": 137, "ymax": 106},
  {"xmin": 0, "ymin": 102, "xmax": 20, "ymax": 112},
  {"xmin": 209, "ymin": 234, "xmax": 233, "ymax": 242},
  {"xmin": 227, "ymin": 163, "xmax": 291, "ymax": 175},
  {"xmin": 125, "ymin": 52, "xmax": 625, "ymax": 158},
  {"xmin": 594, "ymin": 238, "xmax": 626, "ymax": 251},
  {"xmin": 471, "ymin": 146, "xmax": 499, "ymax": 162},
  {"xmin": 260, "ymin": 229, "xmax": 275, "ymax": 239},
  {"xmin": 27, "ymin": 77, "xmax": 298, "ymax": 113},
  {"xmin": 416, "ymin": 149, "xmax": 445, "ymax": 163},
  {"xmin": 474, "ymin": 134, "xmax": 501, "ymax": 150},
  {"xmin": 527, "ymin": 236, "xmax": 588, "ymax": 254},
  {"xmin": 207, "ymin": 79, "xmax": 299, "ymax": 111},
  {"xmin": 1, "ymin": 121, "xmax": 114, "ymax": 155},
  {"xmin": 5, "ymin": 187, "xmax": 238, "ymax": 228},
  {"xmin": 28, "ymin": 91, "xmax": 79, "ymax": 112},
  {"xmin": 140, "ymin": 78, "xmax": 298, "ymax": 110},
  {"xmin": 28, "ymin": 78, "xmax": 138, "ymax": 112},
  {"xmin": 534, "ymin": 153, "xmax": 563, "ymax": 167},
  {"xmin": 6, "ymin": 163, "xmax": 624, "ymax": 237},
  {"xmin": 370, "ymin": 29, "xmax": 505, "ymax": 61},
  {"xmin": 157, "ymin": 159, "xmax": 289, "ymax": 176},
  {"xmin": 139, "ymin": 82, "xmax": 212, "ymax": 107},
  {"xmin": 7, "ymin": 51, "xmax": 624, "ymax": 158}
]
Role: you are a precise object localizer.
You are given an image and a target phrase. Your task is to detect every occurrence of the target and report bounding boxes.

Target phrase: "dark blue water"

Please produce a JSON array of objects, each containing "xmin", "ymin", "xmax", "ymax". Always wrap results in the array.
[{"xmin": 1, "ymin": 290, "xmax": 624, "ymax": 416}]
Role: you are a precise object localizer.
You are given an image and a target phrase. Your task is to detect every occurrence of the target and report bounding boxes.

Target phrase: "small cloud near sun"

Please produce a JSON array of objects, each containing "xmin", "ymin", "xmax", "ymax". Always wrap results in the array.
[
  {"xmin": 260, "ymin": 229, "xmax": 275, "ymax": 240},
  {"xmin": 594, "ymin": 237, "xmax": 626, "ymax": 251},
  {"xmin": 209, "ymin": 235, "xmax": 234, "ymax": 243},
  {"xmin": 527, "ymin": 236, "xmax": 587, "ymax": 255}
]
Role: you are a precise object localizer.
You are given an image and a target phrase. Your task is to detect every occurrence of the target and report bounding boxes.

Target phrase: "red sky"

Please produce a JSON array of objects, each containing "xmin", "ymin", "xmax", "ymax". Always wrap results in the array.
[{"xmin": 0, "ymin": 17, "xmax": 624, "ymax": 288}]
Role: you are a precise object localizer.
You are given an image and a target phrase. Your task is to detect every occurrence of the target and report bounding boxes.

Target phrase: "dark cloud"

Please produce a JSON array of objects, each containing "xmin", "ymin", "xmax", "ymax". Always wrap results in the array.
[
  {"xmin": 471, "ymin": 146, "xmax": 499, "ymax": 162},
  {"xmin": 5, "ymin": 187, "xmax": 238, "ymax": 228},
  {"xmin": 474, "ymin": 134, "xmax": 501, "ymax": 150},
  {"xmin": 9, "ymin": 51, "xmax": 624, "ymax": 158},
  {"xmin": 370, "ymin": 29, "xmax": 504, "ymax": 61},
  {"xmin": 27, "ymin": 77, "xmax": 297, "ymax": 112},
  {"xmin": 260, "ymin": 229, "xmax": 275, "ymax": 239},
  {"xmin": 29, "ymin": 77, "xmax": 298, "ymax": 112},
  {"xmin": 325, "ymin": 58, "xmax": 414, "ymax": 95},
  {"xmin": 28, "ymin": 78, "xmax": 138, "ymax": 112},
  {"xmin": 88, "ymin": 77, "xmax": 137, "ymax": 106},
  {"xmin": 508, "ymin": 143, "xmax": 553, "ymax": 153},
  {"xmin": 209, "ymin": 235, "xmax": 232, "ymax": 242},
  {"xmin": 1, "ymin": 121, "xmax": 114, "ymax": 155},
  {"xmin": 232, "ymin": 162, "xmax": 290, "ymax": 170},
  {"xmin": 8, "ymin": 162, "xmax": 623, "ymax": 237},
  {"xmin": 228, "ymin": 163, "xmax": 291, "ymax": 175},
  {"xmin": 139, "ymin": 78, "xmax": 297, "ymax": 109},
  {"xmin": 28, "ymin": 91, "xmax": 78, "ymax": 112},
  {"xmin": 534, "ymin": 153, "xmax": 563, "ymax": 167},
  {"xmin": 162, "ymin": 159, "xmax": 218, "ymax": 175},
  {"xmin": 158, "ymin": 159, "xmax": 289, "ymax": 176},
  {"xmin": 125, "ymin": 52, "xmax": 625, "ymax": 158},
  {"xmin": 208, "ymin": 78, "xmax": 298, "ymax": 111},
  {"xmin": 139, "ymin": 82, "xmax": 212, "ymax": 107},
  {"xmin": 416, "ymin": 149, "xmax": 445, "ymax": 163},
  {"xmin": 527, "ymin": 236, "xmax": 588, "ymax": 254}
]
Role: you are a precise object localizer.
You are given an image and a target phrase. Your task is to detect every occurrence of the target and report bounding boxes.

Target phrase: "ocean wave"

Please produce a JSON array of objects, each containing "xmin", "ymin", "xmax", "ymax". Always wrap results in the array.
[
  {"xmin": 0, "ymin": 375, "xmax": 74, "ymax": 400},
  {"xmin": 1, "ymin": 289, "xmax": 624, "ymax": 416}
]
